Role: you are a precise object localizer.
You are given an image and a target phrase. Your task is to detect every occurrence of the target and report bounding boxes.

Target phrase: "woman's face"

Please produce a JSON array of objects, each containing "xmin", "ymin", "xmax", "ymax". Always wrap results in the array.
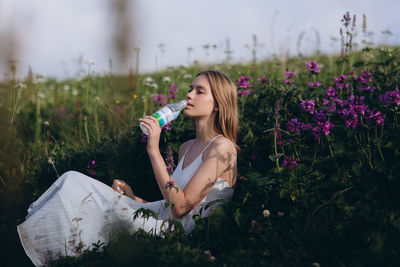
[{"xmin": 184, "ymin": 74, "xmax": 217, "ymax": 118}]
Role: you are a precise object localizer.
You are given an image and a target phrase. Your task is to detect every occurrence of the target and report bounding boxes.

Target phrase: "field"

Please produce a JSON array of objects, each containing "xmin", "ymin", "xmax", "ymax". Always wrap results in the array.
[{"xmin": 1, "ymin": 16, "xmax": 400, "ymax": 266}]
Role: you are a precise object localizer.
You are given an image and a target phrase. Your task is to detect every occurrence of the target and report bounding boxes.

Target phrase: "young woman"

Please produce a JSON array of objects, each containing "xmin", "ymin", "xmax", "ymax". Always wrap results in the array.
[{"xmin": 17, "ymin": 70, "xmax": 239, "ymax": 266}]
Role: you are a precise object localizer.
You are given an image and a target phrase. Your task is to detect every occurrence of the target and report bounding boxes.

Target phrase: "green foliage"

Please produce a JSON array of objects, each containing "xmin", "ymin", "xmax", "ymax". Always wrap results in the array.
[{"xmin": 1, "ymin": 45, "xmax": 400, "ymax": 266}]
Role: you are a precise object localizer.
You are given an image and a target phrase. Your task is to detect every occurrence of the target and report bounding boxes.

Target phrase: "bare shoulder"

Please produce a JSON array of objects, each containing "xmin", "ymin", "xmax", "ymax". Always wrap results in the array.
[{"xmin": 203, "ymin": 136, "xmax": 237, "ymax": 161}]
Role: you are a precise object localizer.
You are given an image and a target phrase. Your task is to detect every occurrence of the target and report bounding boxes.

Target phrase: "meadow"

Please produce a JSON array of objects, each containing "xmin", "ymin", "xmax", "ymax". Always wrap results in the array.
[{"xmin": 1, "ymin": 14, "xmax": 400, "ymax": 266}]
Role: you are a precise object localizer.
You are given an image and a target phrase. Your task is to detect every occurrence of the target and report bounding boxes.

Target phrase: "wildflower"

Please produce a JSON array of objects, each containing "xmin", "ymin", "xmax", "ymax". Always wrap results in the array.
[
  {"xmin": 287, "ymin": 118, "xmax": 302, "ymax": 132},
  {"xmin": 308, "ymin": 80, "xmax": 322, "ymax": 88},
  {"xmin": 325, "ymin": 86, "xmax": 336, "ymax": 98},
  {"xmin": 278, "ymin": 211, "xmax": 284, "ymax": 217},
  {"xmin": 162, "ymin": 76, "xmax": 171, "ymax": 83},
  {"xmin": 358, "ymin": 70, "xmax": 374, "ymax": 92},
  {"xmin": 257, "ymin": 76, "xmax": 270, "ymax": 83},
  {"xmin": 115, "ymin": 100, "xmax": 120, "ymax": 104},
  {"xmin": 43, "ymin": 121, "xmax": 50, "ymax": 126},
  {"xmin": 379, "ymin": 88, "xmax": 400, "ymax": 107},
  {"xmin": 141, "ymin": 134, "xmax": 147, "ymax": 143},
  {"xmin": 342, "ymin": 11, "xmax": 351, "ymax": 26},
  {"xmin": 183, "ymin": 73, "xmax": 192, "ymax": 79},
  {"xmin": 335, "ymin": 74, "xmax": 349, "ymax": 90},
  {"xmin": 153, "ymin": 93, "xmax": 167, "ymax": 106},
  {"xmin": 204, "ymin": 250, "xmax": 212, "ymax": 257},
  {"xmin": 282, "ymin": 156, "xmax": 298, "ymax": 171},
  {"xmin": 284, "ymin": 71, "xmax": 296, "ymax": 84},
  {"xmin": 237, "ymin": 89, "xmax": 251, "ymax": 97},
  {"xmin": 307, "ymin": 60, "xmax": 320, "ymax": 75},
  {"xmin": 263, "ymin": 209, "xmax": 270, "ymax": 217},
  {"xmin": 165, "ymin": 180, "xmax": 175, "ymax": 190},
  {"xmin": 164, "ymin": 145, "xmax": 175, "ymax": 175},
  {"xmin": 63, "ymin": 85, "xmax": 70, "ymax": 91},
  {"xmin": 165, "ymin": 121, "xmax": 172, "ymax": 131},
  {"xmin": 90, "ymin": 170, "xmax": 96, "ymax": 176},
  {"xmin": 300, "ymin": 99, "xmax": 315, "ymax": 114},
  {"xmin": 48, "ymin": 158, "xmax": 55, "ymax": 164},
  {"xmin": 236, "ymin": 75, "xmax": 254, "ymax": 89},
  {"xmin": 284, "ymin": 71, "xmax": 296, "ymax": 79},
  {"xmin": 209, "ymin": 256, "xmax": 216, "ymax": 262},
  {"xmin": 133, "ymin": 94, "xmax": 138, "ymax": 99},
  {"xmin": 168, "ymin": 84, "xmax": 178, "ymax": 99}
]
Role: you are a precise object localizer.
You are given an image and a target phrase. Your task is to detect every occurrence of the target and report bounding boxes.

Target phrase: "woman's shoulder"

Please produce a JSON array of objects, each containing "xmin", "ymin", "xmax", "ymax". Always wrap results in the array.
[{"xmin": 205, "ymin": 136, "xmax": 237, "ymax": 158}]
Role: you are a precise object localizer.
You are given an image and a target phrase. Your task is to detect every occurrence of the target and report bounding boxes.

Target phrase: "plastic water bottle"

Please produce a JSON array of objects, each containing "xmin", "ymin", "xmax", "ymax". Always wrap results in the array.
[{"xmin": 140, "ymin": 99, "xmax": 187, "ymax": 135}]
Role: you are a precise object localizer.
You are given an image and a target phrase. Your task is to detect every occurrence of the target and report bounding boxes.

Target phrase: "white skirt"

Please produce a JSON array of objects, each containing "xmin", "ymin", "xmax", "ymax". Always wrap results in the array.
[{"xmin": 17, "ymin": 171, "xmax": 172, "ymax": 266}]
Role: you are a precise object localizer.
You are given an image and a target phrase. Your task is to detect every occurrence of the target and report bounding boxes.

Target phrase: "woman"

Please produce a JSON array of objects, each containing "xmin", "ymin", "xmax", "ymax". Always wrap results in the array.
[{"xmin": 17, "ymin": 70, "xmax": 238, "ymax": 266}]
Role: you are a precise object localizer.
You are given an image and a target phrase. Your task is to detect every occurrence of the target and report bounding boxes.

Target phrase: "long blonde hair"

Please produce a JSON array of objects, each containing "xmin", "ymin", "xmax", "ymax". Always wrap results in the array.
[{"xmin": 196, "ymin": 70, "xmax": 239, "ymax": 152}]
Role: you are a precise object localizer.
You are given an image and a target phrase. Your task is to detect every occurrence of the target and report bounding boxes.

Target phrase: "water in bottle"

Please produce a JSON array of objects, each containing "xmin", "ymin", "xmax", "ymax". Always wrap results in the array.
[{"xmin": 140, "ymin": 99, "xmax": 187, "ymax": 135}]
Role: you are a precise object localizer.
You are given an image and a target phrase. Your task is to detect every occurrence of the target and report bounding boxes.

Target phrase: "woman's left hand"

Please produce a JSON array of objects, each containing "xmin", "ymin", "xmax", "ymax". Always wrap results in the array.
[{"xmin": 139, "ymin": 116, "xmax": 161, "ymax": 153}]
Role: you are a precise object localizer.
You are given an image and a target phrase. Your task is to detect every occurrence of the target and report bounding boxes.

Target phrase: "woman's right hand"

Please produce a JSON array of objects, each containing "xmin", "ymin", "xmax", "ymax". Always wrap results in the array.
[{"xmin": 112, "ymin": 179, "xmax": 135, "ymax": 199}]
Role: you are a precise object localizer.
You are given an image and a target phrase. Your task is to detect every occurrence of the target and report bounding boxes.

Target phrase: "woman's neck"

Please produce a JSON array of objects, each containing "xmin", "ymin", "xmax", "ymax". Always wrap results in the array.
[{"xmin": 194, "ymin": 115, "xmax": 218, "ymax": 145}]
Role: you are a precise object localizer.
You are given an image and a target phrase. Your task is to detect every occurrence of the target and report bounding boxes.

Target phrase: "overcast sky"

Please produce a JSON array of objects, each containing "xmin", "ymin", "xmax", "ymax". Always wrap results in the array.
[{"xmin": 0, "ymin": 0, "xmax": 399, "ymax": 80}]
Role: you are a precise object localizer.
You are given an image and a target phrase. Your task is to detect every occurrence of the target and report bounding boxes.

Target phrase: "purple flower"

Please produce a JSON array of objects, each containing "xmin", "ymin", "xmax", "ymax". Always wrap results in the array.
[
  {"xmin": 168, "ymin": 84, "xmax": 178, "ymax": 99},
  {"xmin": 141, "ymin": 133, "xmax": 147, "ymax": 143},
  {"xmin": 153, "ymin": 93, "xmax": 167, "ymax": 106},
  {"xmin": 90, "ymin": 170, "xmax": 96, "ymax": 176},
  {"xmin": 165, "ymin": 121, "xmax": 172, "ymax": 131},
  {"xmin": 325, "ymin": 86, "xmax": 336, "ymax": 98},
  {"xmin": 236, "ymin": 75, "xmax": 254, "ymax": 89},
  {"xmin": 284, "ymin": 71, "xmax": 296, "ymax": 84},
  {"xmin": 367, "ymin": 110, "xmax": 385, "ymax": 125},
  {"xmin": 257, "ymin": 76, "xmax": 270, "ymax": 83},
  {"xmin": 287, "ymin": 118, "xmax": 302, "ymax": 132},
  {"xmin": 379, "ymin": 88, "xmax": 400, "ymax": 107},
  {"xmin": 164, "ymin": 145, "xmax": 175, "ymax": 175},
  {"xmin": 238, "ymin": 89, "xmax": 251, "ymax": 97},
  {"xmin": 300, "ymin": 99, "xmax": 315, "ymax": 114},
  {"xmin": 308, "ymin": 80, "xmax": 322, "ymax": 88},
  {"xmin": 285, "ymin": 71, "xmax": 296, "ymax": 79},
  {"xmin": 282, "ymin": 156, "xmax": 298, "ymax": 171},
  {"xmin": 307, "ymin": 60, "xmax": 320, "ymax": 75},
  {"xmin": 335, "ymin": 74, "xmax": 349, "ymax": 90},
  {"xmin": 165, "ymin": 180, "xmax": 176, "ymax": 189}
]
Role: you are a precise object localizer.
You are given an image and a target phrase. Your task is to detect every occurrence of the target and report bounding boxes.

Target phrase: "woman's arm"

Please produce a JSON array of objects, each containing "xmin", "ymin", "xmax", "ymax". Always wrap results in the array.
[{"xmin": 139, "ymin": 116, "xmax": 236, "ymax": 218}]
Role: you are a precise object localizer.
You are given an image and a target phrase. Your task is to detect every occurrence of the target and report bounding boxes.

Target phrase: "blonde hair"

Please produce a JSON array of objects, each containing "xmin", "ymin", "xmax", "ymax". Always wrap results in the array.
[{"xmin": 196, "ymin": 70, "xmax": 239, "ymax": 152}]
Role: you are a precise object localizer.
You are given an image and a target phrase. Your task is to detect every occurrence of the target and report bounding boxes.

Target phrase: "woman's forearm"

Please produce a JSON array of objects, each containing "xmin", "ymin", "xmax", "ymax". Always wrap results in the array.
[{"xmin": 147, "ymin": 149, "xmax": 187, "ymax": 216}]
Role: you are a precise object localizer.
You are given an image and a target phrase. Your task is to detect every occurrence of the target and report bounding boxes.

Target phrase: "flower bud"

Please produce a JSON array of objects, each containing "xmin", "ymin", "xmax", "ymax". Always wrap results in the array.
[{"xmin": 263, "ymin": 209, "xmax": 270, "ymax": 217}]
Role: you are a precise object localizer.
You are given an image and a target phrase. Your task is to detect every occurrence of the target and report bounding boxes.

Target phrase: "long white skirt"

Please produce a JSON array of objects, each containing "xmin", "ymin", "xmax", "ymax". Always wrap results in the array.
[{"xmin": 17, "ymin": 171, "xmax": 172, "ymax": 266}]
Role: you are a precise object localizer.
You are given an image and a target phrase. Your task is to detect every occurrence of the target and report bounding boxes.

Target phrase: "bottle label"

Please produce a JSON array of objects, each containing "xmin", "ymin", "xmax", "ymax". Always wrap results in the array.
[{"xmin": 152, "ymin": 107, "xmax": 174, "ymax": 127}]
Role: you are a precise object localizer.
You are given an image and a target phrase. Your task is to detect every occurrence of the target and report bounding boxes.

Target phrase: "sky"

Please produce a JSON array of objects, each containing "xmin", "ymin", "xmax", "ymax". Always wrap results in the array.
[{"xmin": 0, "ymin": 0, "xmax": 399, "ymax": 80}]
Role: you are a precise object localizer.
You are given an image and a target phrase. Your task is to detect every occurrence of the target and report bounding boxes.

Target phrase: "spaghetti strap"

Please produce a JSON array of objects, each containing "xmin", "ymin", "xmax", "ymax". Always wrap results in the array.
[{"xmin": 200, "ymin": 135, "xmax": 221, "ymax": 155}]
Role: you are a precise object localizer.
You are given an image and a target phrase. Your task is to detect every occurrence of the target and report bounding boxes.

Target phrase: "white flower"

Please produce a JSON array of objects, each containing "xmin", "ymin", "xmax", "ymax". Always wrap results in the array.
[
  {"xmin": 38, "ymin": 92, "xmax": 45, "ymax": 99},
  {"xmin": 47, "ymin": 158, "xmax": 55, "ymax": 164},
  {"xmin": 34, "ymin": 74, "xmax": 47, "ymax": 84},
  {"xmin": 16, "ymin": 82, "xmax": 27, "ymax": 89},
  {"xmin": 312, "ymin": 262, "xmax": 320, "ymax": 267},
  {"xmin": 183, "ymin": 73, "xmax": 192, "ymax": 79},
  {"xmin": 142, "ymin": 77, "xmax": 154, "ymax": 86},
  {"xmin": 64, "ymin": 85, "xmax": 70, "ymax": 91},
  {"xmin": 43, "ymin": 121, "xmax": 50, "ymax": 126},
  {"xmin": 72, "ymin": 89, "xmax": 78, "ymax": 96},
  {"xmin": 162, "ymin": 76, "xmax": 171, "ymax": 83},
  {"xmin": 263, "ymin": 209, "xmax": 270, "ymax": 218}
]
